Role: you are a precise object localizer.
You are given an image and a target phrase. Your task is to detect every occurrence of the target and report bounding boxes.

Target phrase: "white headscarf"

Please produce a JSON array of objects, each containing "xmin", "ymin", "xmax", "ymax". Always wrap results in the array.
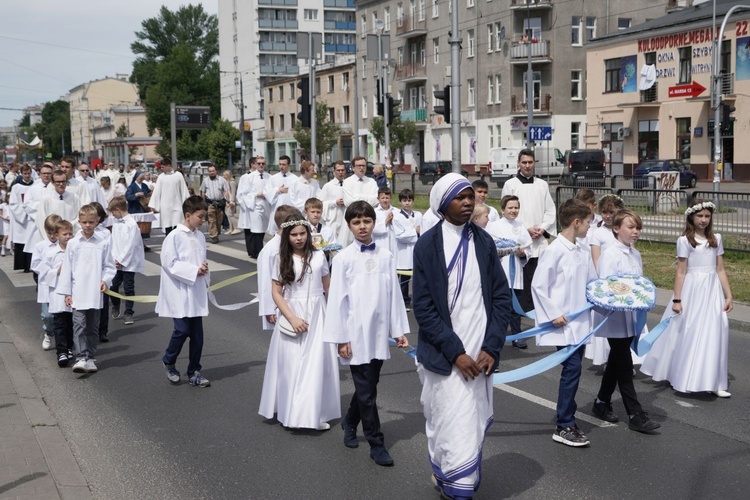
[{"xmin": 429, "ymin": 173, "xmax": 473, "ymax": 220}]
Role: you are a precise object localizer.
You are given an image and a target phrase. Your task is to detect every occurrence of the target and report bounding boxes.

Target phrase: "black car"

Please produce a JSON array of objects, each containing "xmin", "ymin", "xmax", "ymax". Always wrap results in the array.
[
  {"xmin": 418, "ymin": 161, "xmax": 469, "ymax": 185},
  {"xmin": 561, "ymin": 149, "xmax": 606, "ymax": 187}
]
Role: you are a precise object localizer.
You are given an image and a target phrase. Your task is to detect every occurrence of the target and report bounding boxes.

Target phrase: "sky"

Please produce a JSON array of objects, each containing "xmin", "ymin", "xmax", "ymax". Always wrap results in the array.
[{"xmin": 0, "ymin": 0, "xmax": 218, "ymax": 129}]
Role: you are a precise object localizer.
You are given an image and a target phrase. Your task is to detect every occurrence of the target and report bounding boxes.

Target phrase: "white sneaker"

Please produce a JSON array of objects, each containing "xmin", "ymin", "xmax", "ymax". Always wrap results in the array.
[
  {"xmin": 316, "ymin": 422, "xmax": 331, "ymax": 431},
  {"xmin": 85, "ymin": 359, "xmax": 98, "ymax": 373},
  {"xmin": 42, "ymin": 334, "xmax": 53, "ymax": 350},
  {"xmin": 72, "ymin": 360, "xmax": 87, "ymax": 373},
  {"xmin": 714, "ymin": 390, "xmax": 731, "ymax": 398}
]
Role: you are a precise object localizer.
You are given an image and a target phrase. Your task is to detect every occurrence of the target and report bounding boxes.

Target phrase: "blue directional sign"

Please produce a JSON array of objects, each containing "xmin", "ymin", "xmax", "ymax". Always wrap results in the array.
[{"xmin": 529, "ymin": 126, "xmax": 552, "ymax": 142}]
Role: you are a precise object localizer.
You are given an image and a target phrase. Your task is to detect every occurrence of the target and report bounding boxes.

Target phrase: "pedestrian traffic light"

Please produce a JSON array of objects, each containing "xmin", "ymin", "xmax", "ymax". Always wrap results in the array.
[
  {"xmin": 297, "ymin": 77, "xmax": 311, "ymax": 128},
  {"xmin": 387, "ymin": 96, "xmax": 401, "ymax": 125},
  {"xmin": 377, "ymin": 80, "xmax": 385, "ymax": 117},
  {"xmin": 434, "ymin": 85, "xmax": 450, "ymax": 123},
  {"xmin": 721, "ymin": 103, "xmax": 736, "ymax": 126}
]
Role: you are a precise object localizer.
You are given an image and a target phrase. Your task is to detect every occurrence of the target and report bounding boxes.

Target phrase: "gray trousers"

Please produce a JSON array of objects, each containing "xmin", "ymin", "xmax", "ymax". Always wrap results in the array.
[{"xmin": 73, "ymin": 309, "xmax": 100, "ymax": 361}]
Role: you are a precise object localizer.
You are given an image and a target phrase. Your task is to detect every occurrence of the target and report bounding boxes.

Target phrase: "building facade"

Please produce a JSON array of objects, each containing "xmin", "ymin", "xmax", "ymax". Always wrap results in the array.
[
  {"xmin": 356, "ymin": 0, "xmax": 670, "ymax": 170},
  {"xmin": 218, "ymin": 0, "xmax": 358, "ymax": 159},
  {"xmin": 586, "ymin": 0, "xmax": 748, "ymax": 180}
]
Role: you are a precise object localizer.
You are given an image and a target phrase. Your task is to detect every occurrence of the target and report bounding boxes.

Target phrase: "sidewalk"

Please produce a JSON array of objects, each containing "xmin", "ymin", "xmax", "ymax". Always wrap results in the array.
[{"xmin": 0, "ymin": 322, "xmax": 92, "ymax": 500}]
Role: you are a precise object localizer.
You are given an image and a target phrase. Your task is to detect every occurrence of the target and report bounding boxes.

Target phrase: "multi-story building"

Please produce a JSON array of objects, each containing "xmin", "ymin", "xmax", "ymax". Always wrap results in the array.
[
  {"xmin": 586, "ymin": 0, "xmax": 747, "ymax": 180},
  {"xmin": 218, "ymin": 0, "xmax": 358, "ymax": 159},
  {"xmin": 262, "ymin": 62, "xmax": 355, "ymax": 167},
  {"xmin": 67, "ymin": 75, "xmax": 141, "ymax": 161},
  {"xmin": 356, "ymin": 0, "xmax": 670, "ymax": 170}
]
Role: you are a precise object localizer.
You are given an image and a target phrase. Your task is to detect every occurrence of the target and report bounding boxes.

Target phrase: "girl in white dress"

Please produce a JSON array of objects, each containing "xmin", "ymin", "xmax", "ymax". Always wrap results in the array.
[
  {"xmin": 641, "ymin": 200, "xmax": 734, "ymax": 397},
  {"xmin": 0, "ymin": 193, "xmax": 10, "ymax": 256},
  {"xmin": 259, "ymin": 215, "xmax": 341, "ymax": 429}
]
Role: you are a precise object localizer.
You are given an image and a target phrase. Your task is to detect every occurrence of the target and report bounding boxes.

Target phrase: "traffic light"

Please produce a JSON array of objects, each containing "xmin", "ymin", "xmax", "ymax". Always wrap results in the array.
[
  {"xmin": 297, "ymin": 77, "xmax": 311, "ymax": 128},
  {"xmin": 721, "ymin": 103, "xmax": 736, "ymax": 127},
  {"xmin": 387, "ymin": 96, "xmax": 401, "ymax": 125},
  {"xmin": 433, "ymin": 85, "xmax": 450, "ymax": 123},
  {"xmin": 377, "ymin": 80, "xmax": 385, "ymax": 117}
]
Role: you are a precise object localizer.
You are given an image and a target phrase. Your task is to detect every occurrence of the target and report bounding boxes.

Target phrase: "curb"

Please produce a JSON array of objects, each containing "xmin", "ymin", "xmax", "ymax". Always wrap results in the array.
[{"xmin": 0, "ymin": 323, "xmax": 93, "ymax": 500}]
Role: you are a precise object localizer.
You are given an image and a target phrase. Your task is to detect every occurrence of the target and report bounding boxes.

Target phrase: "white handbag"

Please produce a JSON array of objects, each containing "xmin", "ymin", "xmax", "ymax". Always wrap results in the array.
[{"xmin": 277, "ymin": 267, "xmax": 312, "ymax": 338}]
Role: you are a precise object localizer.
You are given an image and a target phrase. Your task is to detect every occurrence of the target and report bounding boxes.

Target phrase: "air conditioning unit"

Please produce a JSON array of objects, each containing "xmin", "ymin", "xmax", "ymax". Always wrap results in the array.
[{"xmin": 618, "ymin": 127, "xmax": 632, "ymax": 139}]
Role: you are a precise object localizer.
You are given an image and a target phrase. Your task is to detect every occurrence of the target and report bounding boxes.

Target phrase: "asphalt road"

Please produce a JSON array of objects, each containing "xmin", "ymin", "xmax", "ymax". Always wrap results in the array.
[{"xmin": 1, "ymin": 232, "xmax": 749, "ymax": 499}]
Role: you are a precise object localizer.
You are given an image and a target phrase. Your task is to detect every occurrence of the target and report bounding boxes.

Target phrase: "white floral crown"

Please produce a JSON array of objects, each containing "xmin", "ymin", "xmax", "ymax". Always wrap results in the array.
[
  {"xmin": 685, "ymin": 201, "xmax": 715, "ymax": 216},
  {"xmin": 279, "ymin": 219, "xmax": 312, "ymax": 230},
  {"xmin": 598, "ymin": 194, "xmax": 624, "ymax": 205}
]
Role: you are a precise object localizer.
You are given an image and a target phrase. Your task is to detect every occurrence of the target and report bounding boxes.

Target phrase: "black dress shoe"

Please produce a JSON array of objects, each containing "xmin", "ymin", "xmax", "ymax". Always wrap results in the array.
[
  {"xmin": 592, "ymin": 400, "xmax": 618, "ymax": 422},
  {"xmin": 369, "ymin": 446, "xmax": 394, "ymax": 466},
  {"xmin": 341, "ymin": 421, "xmax": 358, "ymax": 448},
  {"xmin": 512, "ymin": 340, "xmax": 528, "ymax": 349},
  {"xmin": 628, "ymin": 411, "xmax": 660, "ymax": 433},
  {"xmin": 99, "ymin": 334, "xmax": 109, "ymax": 343}
]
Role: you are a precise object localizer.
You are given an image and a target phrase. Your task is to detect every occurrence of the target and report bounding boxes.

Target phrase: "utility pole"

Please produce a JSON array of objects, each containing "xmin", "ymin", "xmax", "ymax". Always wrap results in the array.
[
  {"xmin": 310, "ymin": 38, "xmax": 317, "ymax": 166},
  {"xmin": 353, "ymin": 51, "xmax": 359, "ymax": 158},
  {"xmin": 449, "ymin": 0, "xmax": 461, "ymax": 173},
  {"xmin": 170, "ymin": 102, "xmax": 177, "ymax": 167},
  {"xmin": 376, "ymin": 19, "xmax": 389, "ymax": 165},
  {"xmin": 526, "ymin": 0, "xmax": 534, "ymax": 150},
  {"xmin": 239, "ymin": 72, "xmax": 246, "ymax": 168}
]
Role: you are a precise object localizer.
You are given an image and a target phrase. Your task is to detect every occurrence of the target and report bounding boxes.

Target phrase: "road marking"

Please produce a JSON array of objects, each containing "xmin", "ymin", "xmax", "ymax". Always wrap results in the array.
[
  {"xmin": 206, "ymin": 240, "xmax": 258, "ymax": 263},
  {"xmin": 0, "ymin": 255, "xmax": 36, "ymax": 288},
  {"xmin": 676, "ymin": 400, "xmax": 697, "ymax": 408},
  {"xmin": 494, "ymin": 383, "xmax": 618, "ymax": 428},
  {"xmin": 152, "ymin": 249, "xmax": 238, "ymax": 273}
]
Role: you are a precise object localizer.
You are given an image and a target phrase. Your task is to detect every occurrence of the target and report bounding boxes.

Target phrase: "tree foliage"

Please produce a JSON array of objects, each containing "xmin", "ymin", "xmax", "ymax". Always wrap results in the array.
[
  {"xmin": 115, "ymin": 123, "xmax": 138, "ymax": 158},
  {"xmin": 368, "ymin": 117, "xmax": 417, "ymax": 167},
  {"xmin": 31, "ymin": 100, "xmax": 71, "ymax": 160},
  {"xmin": 292, "ymin": 102, "xmax": 341, "ymax": 163},
  {"xmin": 204, "ymin": 119, "xmax": 241, "ymax": 169}
]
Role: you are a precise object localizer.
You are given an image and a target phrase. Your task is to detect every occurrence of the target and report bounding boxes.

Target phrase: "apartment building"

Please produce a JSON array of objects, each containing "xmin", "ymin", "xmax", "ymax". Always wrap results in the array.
[
  {"xmin": 356, "ymin": 0, "xmax": 670, "ymax": 170},
  {"xmin": 586, "ymin": 0, "xmax": 748, "ymax": 180},
  {"xmin": 218, "ymin": 0, "xmax": 358, "ymax": 159}
]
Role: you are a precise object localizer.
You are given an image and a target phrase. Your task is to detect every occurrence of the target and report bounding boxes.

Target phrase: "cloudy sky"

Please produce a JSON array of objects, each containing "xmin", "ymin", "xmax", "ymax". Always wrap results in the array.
[{"xmin": 0, "ymin": 1, "xmax": 218, "ymax": 128}]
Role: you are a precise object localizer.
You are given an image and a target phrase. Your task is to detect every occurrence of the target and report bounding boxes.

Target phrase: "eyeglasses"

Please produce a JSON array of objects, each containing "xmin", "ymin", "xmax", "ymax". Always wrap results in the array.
[
  {"xmin": 79, "ymin": 169, "xmax": 89, "ymax": 173},
  {"xmin": 256, "ymin": 162, "xmax": 266, "ymax": 165},
  {"xmin": 52, "ymin": 181, "xmax": 67, "ymax": 185}
]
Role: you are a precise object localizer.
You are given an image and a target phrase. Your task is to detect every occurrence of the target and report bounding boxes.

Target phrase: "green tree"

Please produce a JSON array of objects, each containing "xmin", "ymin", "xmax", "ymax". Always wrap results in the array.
[
  {"xmin": 292, "ymin": 102, "xmax": 341, "ymax": 163},
  {"xmin": 369, "ymin": 117, "xmax": 417, "ymax": 168},
  {"xmin": 130, "ymin": 4, "xmax": 218, "ymax": 102},
  {"xmin": 31, "ymin": 100, "xmax": 71, "ymax": 159},
  {"xmin": 115, "ymin": 123, "xmax": 138, "ymax": 159},
  {"xmin": 205, "ymin": 119, "xmax": 240, "ymax": 169}
]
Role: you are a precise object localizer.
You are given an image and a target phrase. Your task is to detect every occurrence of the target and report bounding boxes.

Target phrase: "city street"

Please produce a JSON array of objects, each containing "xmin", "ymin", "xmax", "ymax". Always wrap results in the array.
[{"xmin": 1, "ymin": 231, "xmax": 749, "ymax": 499}]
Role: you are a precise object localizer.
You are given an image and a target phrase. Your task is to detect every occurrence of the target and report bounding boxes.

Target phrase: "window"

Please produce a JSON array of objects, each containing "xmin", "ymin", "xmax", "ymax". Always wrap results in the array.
[
  {"xmin": 398, "ymin": 46, "xmax": 404, "ymax": 67},
  {"xmin": 523, "ymin": 17, "xmax": 541, "ymax": 41},
  {"xmin": 467, "ymin": 29, "xmax": 475, "ymax": 57},
  {"xmin": 268, "ymin": 88, "xmax": 273, "ymax": 102},
  {"xmin": 571, "ymin": 122, "xmax": 580, "ymax": 150},
  {"xmin": 496, "ymin": 125, "xmax": 501, "ymax": 146},
  {"xmin": 433, "ymin": 38, "xmax": 439, "ymax": 63},
  {"xmin": 328, "ymin": 75, "xmax": 334, "ymax": 93},
  {"xmin": 679, "ymin": 46, "xmax": 691, "ymax": 84},
  {"xmin": 289, "ymin": 83, "xmax": 295, "ymax": 99},
  {"xmin": 315, "ymin": 77, "xmax": 320, "ymax": 96},
  {"xmin": 571, "ymin": 70, "xmax": 582, "ymax": 99},
  {"xmin": 372, "ymin": 12, "xmax": 379, "ymax": 31},
  {"xmin": 397, "ymin": 3, "xmax": 404, "ymax": 27},
  {"xmin": 572, "ymin": 17, "xmax": 581, "ymax": 45},
  {"xmin": 290, "ymin": 113, "xmax": 296, "ymax": 128},
  {"xmin": 487, "ymin": 25, "xmax": 494, "ymax": 53},
  {"xmin": 487, "ymin": 76, "xmax": 494, "ymax": 104},
  {"xmin": 467, "ymin": 0, "xmax": 474, "ymax": 7},
  {"xmin": 279, "ymin": 114, "xmax": 285, "ymax": 131},
  {"xmin": 362, "ymin": 96, "xmax": 368, "ymax": 118},
  {"xmin": 488, "ymin": 125, "xmax": 494, "ymax": 149},
  {"xmin": 361, "ymin": 14, "xmax": 366, "ymax": 37},
  {"xmin": 523, "ymin": 71, "xmax": 541, "ymax": 109},
  {"xmin": 342, "ymin": 72, "xmax": 350, "ymax": 91},
  {"xmin": 432, "ymin": 84, "xmax": 439, "ymax": 108},
  {"xmin": 343, "ymin": 105, "xmax": 350, "ymax": 123},
  {"xmin": 304, "ymin": 9, "xmax": 318, "ymax": 21},
  {"xmin": 409, "ymin": 87, "xmax": 418, "ymax": 109},
  {"xmin": 605, "ymin": 58, "xmax": 621, "ymax": 92},
  {"xmin": 328, "ymin": 107, "xmax": 335, "ymax": 123},
  {"xmin": 432, "ymin": 0, "xmax": 438, "ymax": 18},
  {"xmin": 419, "ymin": 0, "xmax": 425, "ymax": 21},
  {"xmin": 467, "ymin": 79, "xmax": 475, "ymax": 107},
  {"xmin": 361, "ymin": 56, "xmax": 367, "ymax": 79},
  {"xmin": 585, "ymin": 16, "xmax": 596, "ymax": 42},
  {"xmin": 270, "ymin": 115, "xmax": 275, "ymax": 131},
  {"xmin": 420, "ymin": 40, "xmax": 426, "ymax": 66},
  {"xmin": 618, "ymin": 18, "xmax": 631, "ymax": 30},
  {"xmin": 278, "ymin": 85, "xmax": 284, "ymax": 101},
  {"xmin": 495, "ymin": 23, "xmax": 503, "ymax": 51},
  {"xmin": 495, "ymin": 74, "xmax": 501, "ymax": 103}
]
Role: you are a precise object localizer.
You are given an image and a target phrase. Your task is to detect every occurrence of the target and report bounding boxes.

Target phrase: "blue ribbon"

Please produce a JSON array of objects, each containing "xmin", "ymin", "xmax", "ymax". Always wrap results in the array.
[
  {"xmin": 631, "ymin": 313, "xmax": 675, "ymax": 357},
  {"xmin": 509, "ymin": 256, "xmax": 535, "ymax": 320},
  {"xmin": 505, "ymin": 303, "xmax": 594, "ymax": 342},
  {"xmin": 388, "ymin": 337, "xmax": 418, "ymax": 359},
  {"xmin": 493, "ymin": 311, "xmax": 614, "ymax": 385}
]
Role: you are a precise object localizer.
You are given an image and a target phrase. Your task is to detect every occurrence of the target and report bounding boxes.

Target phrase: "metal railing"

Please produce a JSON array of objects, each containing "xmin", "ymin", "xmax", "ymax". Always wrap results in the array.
[
  {"xmin": 555, "ymin": 186, "xmax": 614, "ymax": 212},
  {"xmin": 559, "ymin": 175, "xmax": 610, "ymax": 189},
  {"xmin": 611, "ymin": 175, "xmax": 656, "ymax": 190},
  {"xmin": 692, "ymin": 191, "xmax": 750, "ymax": 252}
]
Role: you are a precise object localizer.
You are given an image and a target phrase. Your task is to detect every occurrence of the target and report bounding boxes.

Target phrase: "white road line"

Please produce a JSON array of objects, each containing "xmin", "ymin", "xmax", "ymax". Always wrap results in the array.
[
  {"xmin": 0, "ymin": 256, "xmax": 36, "ymax": 288},
  {"xmin": 152, "ymin": 250, "xmax": 238, "ymax": 273},
  {"xmin": 494, "ymin": 383, "xmax": 618, "ymax": 428},
  {"xmin": 206, "ymin": 240, "xmax": 258, "ymax": 263}
]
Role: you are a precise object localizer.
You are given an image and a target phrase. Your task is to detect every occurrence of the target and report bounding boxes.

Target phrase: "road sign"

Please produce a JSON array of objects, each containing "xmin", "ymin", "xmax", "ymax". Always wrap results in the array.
[
  {"xmin": 668, "ymin": 81, "xmax": 706, "ymax": 98},
  {"xmin": 175, "ymin": 106, "xmax": 211, "ymax": 130},
  {"xmin": 529, "ymin": 126, "xmax": 552, "ymax": 142}
]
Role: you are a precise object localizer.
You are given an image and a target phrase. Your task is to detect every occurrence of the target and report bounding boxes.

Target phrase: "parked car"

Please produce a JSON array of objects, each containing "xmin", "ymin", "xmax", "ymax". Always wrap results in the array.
[
  {"xmin": 633, "ymin": 159, "xmax": 697, "ymax": 189},
  {"xmin": 489, "ymin": 147, "xmax": 564, "ymax": 187},
  {"xmin": 418, "ymin": 161, "xmax": 469, "ymax": 185},
  {"xmin": 561, "ymin": 149, "xmax": 607, "ymax": 187}
]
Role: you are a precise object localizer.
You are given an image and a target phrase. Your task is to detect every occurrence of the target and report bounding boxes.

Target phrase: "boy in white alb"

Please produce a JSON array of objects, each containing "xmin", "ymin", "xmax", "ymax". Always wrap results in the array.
[
  {"xmin": 372, "ymin": 188, "xmax": 397, "ymax": 258},
  {"xmin": 257, "ymin": 205, "xmax": 302, "ymax": 330},
  {"xmin": 393, "ymin": 189, "xmax": 421, "ymax": 306},
  {"xmin": 31, "ymin": 214, "xmax": 62, "ymax": 351},
  {"xmin": 57, "ymin": 205, "xmax": 117, "ymax": 374},
  {"xmin": 323, "ymin": 201, "xmax": 409, "ymax": 467},
  {"xmin": 108, "ymin": 196, "xmax": 145, "ymax": 326},
  {"xmin": 289, "ymin": 161, "xmax": 319, "ymax": 212},
  {"xmin": 531, "ymin": 199, "xmax": 595, "ymax": 447},
  {"xmin": 41, "ymin": 220, "xmax": 75, "ymax": 367},
  {"xmin": 305, "ymin": 198, "xmax": 337, "ymax": 246}
]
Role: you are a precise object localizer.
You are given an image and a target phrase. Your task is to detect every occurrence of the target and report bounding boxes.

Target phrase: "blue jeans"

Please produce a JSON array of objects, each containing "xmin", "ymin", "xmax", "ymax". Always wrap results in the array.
[
  {"xmin": 110, "ymin": 270, "xmax": 135, "ymax": 316},
  {"xmin": 162, "ymin": 317, "xmax": 204, "ymax": 376},
  {"xmin": 41, "ymin": 302, "xmax": 53, "ymax": 334},
  {"xmin": 556, "ymin": 345, "xmax": 585, "ymax": 428}
]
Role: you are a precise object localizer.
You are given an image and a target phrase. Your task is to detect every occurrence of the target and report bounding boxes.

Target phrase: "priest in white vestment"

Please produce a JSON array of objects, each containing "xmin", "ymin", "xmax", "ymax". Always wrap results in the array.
[
  {"xmin": 340, "ymin": 157, "xmax": 378, "ymax": 246},
  {"xmin": 319, "ymin": 161, "xmax": 348, "ymax": 244},
  {"xmin": 237, "ymin": 157, "xmax": 278, "ymax": 258},
  {"xmin": 289, "ymin": 161, "xmax": 319, "ymax": 212},
  {"xmin": 266, "ymin": 155, "xmax": 298, "ymax": 234},
  {"xmin": 148, "ymin": 160, "xmax": 189, "ymax": 234}
]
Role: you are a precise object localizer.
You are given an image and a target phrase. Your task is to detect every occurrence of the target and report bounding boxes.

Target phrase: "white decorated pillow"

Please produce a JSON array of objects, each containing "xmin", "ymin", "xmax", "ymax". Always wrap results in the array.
[
  {"xmin": 494, "ymin": 237, "xmax": 520, "ymax": 257},
  {"xmin": 586, "ymin": 274, "xmax": 656, "ymax": 311}
]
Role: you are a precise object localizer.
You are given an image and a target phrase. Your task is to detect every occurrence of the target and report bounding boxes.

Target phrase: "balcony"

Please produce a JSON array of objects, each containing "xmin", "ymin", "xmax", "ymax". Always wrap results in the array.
[
  {"xmin": 339, "ymin": 123, "xmax": 353, "ymax": 134},
  {"xmin": 401, "ymin": 108, "xmax": 427, "ymax": 122},
  {"xmin": 510, "ymin": 0, "xmax": 553, "ymax": 9},
  {"xmin": 258, "ymin": 19, "xmax": 298, "ymax": 30},
  {"xmin": 640, "ymin": 82, "xmax": 658, "ymax": 103},
  {"xmin": 720, "ymin": 72, "xmax": 734, "ymax": 95},
  {"xmin": 324, "ymin": 20, "xmax": 356, "ymax": 30},
  {"xmin": 259, "ymin": 42, "xmax": 297, "ymax": 53},
  {"xmin": 511, "ymin": 94, "xmax": 552, "ymax": 115},
  {"xmin": 395, "ymin": 61, "xmax": 427, "ymax": 82},
  {"xmin": 396, "ymin": 13, "xmax": 427, "ymax": 37},
  {"xmin": 324, "ymin": 43, "xmax": 356, "ymax": 53},
  {"xmin": 258, "ymin": 0, "xmax": 298, "ymax": 5},
  {"xmin": 510, "ymin": 40, "xmax": 552, "ymax": 63},
  {"xmin": 324, "ymin": 0, "xmax": 355, "ymax": 8},
  {"xmin": 259, "ymin": 65, "xmax": 300, "ymax": 75}
]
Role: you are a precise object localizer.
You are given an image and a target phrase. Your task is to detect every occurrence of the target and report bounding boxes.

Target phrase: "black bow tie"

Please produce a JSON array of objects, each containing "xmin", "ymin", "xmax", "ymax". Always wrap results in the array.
[
  {"xmin": 360, "ymin": 242, "xmax": 376, "ymax": 252},
  {"xmin": 339, "ymin": 180, "xmax": 343, "ymax": 186},
  {"xmin": 283, "ymin": 173, "xmax": 287, "ymax": 177},
  {"xmin": 59, "ymin": 194, "xmax": 64, "ymax": 200}
]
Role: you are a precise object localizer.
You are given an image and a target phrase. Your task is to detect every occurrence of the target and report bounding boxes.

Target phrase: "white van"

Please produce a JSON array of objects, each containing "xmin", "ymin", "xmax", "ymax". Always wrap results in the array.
[{"xmin": 489, "ymin": 146, "xmax": 564, "ymax": 187}]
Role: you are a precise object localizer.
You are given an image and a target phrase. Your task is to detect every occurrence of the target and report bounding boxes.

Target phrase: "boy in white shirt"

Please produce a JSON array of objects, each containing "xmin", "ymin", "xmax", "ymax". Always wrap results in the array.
[
  {"xmin": 323, "ymin": 201, "xmax": 409, "ymax": 467},
  {"xmin": 58, "ymin": 205, "xmax": 117, "ymax": 374},
  {"xmin": 157, "ymin": 196, "xmax": 211, "ymax": 388},
  {"xmin": 531, "ymin": 199, "xmax": 595, "ymax": 448},
  {"xmin": 372, "ymin": 188, "xmax": 397, "ymax": 257},
  {"xmin": 41, "ymin": 220, "xmax": 75, "ymax": 367},
  {"xmin": 305, "ymin": 198, "xmax": 337, "ymax": 246},
  {"xmin": 392, "ymin": 189, "xmax": 421, "ymax": 306},
  {"xmin": 290, "ymin": 161, "xmax": 320, "ymax": 212},
  {"xmin": 108, "ymin": 196, "xmax": 145, "ymax": 326},
  {"xmin": 31, "ymin": 214, "xmax": 62, "ymax": 351}
]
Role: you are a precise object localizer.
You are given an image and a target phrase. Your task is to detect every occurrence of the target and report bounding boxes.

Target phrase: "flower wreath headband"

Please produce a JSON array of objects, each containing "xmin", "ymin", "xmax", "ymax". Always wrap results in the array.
[
  {"xmin": 598, "ymin": 194, "xmax": 624, "ymax": 205},
  {"xmin": 280, "ymin": 219, "xmax": 312, "ymax": 230},
  {"xmin": 685, "ymin": 201, "xmax": 715, "ymax": 217}
]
